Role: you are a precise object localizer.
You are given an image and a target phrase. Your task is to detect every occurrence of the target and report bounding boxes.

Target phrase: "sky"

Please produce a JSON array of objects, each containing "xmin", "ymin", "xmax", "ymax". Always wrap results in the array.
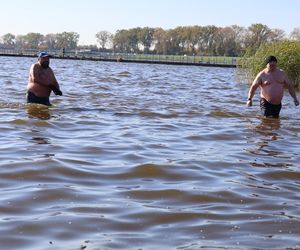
[{"xmin": 1, "ymin": 0, "xmax": 300, "ymax": 45}]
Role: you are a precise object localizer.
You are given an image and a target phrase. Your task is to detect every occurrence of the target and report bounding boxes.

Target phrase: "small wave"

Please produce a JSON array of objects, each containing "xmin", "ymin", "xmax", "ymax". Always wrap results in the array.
[
  {"xmin": 0, "ymin": 102, "xmax": 27, "ymax": 109},
  {"xmin": 138, "ymin": 111, "xmax": 178, "ymax": 118},
  {"xmin": 207, "ymin": 110, "xmax": 244, "ymax": 118},
  {"xmin": 63, "ymin": 107, "xmax": 106, "ymax": 112},
  {"xmin": 115, "ymin": 163, "xmax": 185, "ymax": 181},
  {"xmin": 6, "ymin": 119, "xmax": 28, "ymax": 125},
  {"xmin": 101, "ymin": 77, "xmax": 121, "ymax": 83},
  {"xmin": 117, "ymin": 71, "xmax": 131, "ymax": 77}
]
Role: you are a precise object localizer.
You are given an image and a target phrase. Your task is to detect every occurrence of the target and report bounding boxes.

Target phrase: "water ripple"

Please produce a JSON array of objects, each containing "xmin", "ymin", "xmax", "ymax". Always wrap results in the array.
[{"xmin": 0, "ymin": 56, "xmax": 299, "ymax": 249}]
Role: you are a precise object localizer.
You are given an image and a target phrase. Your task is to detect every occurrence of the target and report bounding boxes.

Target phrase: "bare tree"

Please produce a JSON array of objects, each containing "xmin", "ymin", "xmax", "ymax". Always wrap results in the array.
[
  {"xmin": 290, "ymin": 28, "xmax": 300, "ymax": 40},
  {"xmin": 95, "ymin": 31, "xmax": 113, "ymax": 50}
]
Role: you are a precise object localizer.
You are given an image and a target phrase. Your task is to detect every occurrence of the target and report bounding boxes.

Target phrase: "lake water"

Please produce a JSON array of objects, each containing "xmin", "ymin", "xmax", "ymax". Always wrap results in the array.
[{"xmin": 0, "ymin": 56, "xmax": 299, "ymax": 250}]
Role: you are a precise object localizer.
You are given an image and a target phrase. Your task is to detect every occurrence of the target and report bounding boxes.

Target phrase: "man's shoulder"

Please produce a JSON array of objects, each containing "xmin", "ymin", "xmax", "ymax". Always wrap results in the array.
[
  {"xmin": 274, "ymin": 68, "xmax": 287, "ymax": 77},
  {"xmin": 31, "ymin": 62, "xmax": 40, "ymax": 69},
  {"xmin": 256, "ymin": 69, "xmax": 266, "ymax": 78}
]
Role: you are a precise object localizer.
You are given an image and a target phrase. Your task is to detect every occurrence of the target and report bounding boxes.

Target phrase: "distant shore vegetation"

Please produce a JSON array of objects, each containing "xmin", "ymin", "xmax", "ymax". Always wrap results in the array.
[
  {"xmin": 2, "ymin": 24, "xmax": 300, "ymax": 86},
  {"xmin": 1, "ymin": 24, "xmax": 300, "ymax": 57},
  {"xmin": 240, "ymin": 40, "xmax": 300, "ymax": 87}
]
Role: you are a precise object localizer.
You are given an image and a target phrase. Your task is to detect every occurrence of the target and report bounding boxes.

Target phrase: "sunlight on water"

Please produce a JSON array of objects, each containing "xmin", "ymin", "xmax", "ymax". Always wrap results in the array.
[{"xmin": 0, "ymin": 56, "xmax": 299, "ymax": 249}]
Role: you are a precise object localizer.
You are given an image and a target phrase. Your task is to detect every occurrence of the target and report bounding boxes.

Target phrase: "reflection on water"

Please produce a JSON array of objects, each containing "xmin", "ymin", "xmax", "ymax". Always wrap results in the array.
[
  {"xmin": 256, "ymin": 117, "xmax": 281, "ymax": 135},
  {"xmin": 259, "ymin": 116, "xmax": 281, "ymax": 126},
  {"xmin": 26, "ymin": 104, "xmax": 51, "ymax": 120},
  {"xmin": 253, "ymin": 118, "xmax": 281, "ymax": 156},
  {"xmin": 246, "ymin": 118, "xmax": 296, "ymax": 168},
  {"xmin": 0, "ymin": 56, "xmax": 300, "ymax": 249},
  {"xmin": 30, "ymin": 135, "xmax": 51, "ymax": 145}
]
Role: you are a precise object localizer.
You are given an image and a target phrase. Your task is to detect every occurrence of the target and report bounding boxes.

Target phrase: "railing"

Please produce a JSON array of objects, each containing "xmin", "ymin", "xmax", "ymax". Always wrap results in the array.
[{"xmin": 0, "ymin": 48, "xmax": 238, "ymax": 67}]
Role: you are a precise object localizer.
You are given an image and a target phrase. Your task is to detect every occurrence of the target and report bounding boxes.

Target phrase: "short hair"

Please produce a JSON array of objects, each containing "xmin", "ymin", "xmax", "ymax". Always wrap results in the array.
[{"xmin": 265, "ymin": 55, "xmax": 277, "ymax": 65}]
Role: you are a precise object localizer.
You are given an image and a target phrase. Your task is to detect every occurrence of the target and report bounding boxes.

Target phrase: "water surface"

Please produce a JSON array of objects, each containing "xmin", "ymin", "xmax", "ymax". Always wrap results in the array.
[{"xmin": 0, "ymin": 56, "xmax": 300, "ymax": 249}]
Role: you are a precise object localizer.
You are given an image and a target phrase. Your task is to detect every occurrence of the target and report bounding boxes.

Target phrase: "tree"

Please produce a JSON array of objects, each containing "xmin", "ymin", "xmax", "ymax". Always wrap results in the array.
[
  {"xmin": 23, "ymin": 32, "xmax": 44, "ymax": 49},
  {"xmin": 128, "ymin": 28, "xmax": 141, "ymax": 53},
  {"xmin": 244, "ymin": 23, "xmax": 271, "ymax": 54},
  {"xmin": 113, "ymin": 29, "xmax": 130, "ymax": 52},
  {"xmin": 184, "ymin": 26, "xmax": 202, "ymax": 54},
  {"xmin": 195, "ymin": 26, "xmax": 207, "ymax": 55},
  {"xmin": 268, "ymin": 28, "xmax": 285, "ymax": 43},
  {"xmin": 290, "ymin": 28, "xmax": 300, "ymax": 40},
  {"xmin": 1, "ymin": 33, "xmax": 15, "ymax": 48},
  {"xmin": 55, "ymin": 32, "xmax": 79, "ymax": 49},
  {"xmin": 15, "ymin": 35, "xmax": 25, "ymax": 49},
  {"xmin": 138, "ymin": 27, "xmax": 155, "ymax": 53},
  {"xmin": 44, "ymin": 33, "xmax": 57, "ymax": 50},
  {"xmin": 214, "ymin": 25, "xmax": 246, "ymax": 56},
  {"xmin": 200, "ymin": 25, "xmax": 219, "ymax": 55},
  {"xmin": 113, "ymin": 28, "xmax": 140, "ymax": 53},
  {"xmin": 153, "ymin": 28, "xmax": 169, "ymax": 54},
  {"xmin": 230, "ymin": 25, "xmax": 247, "ymax": 55},
  {"xmin": 168, "ymin": 27, "xmax": 184, "ymax": 54},
  {"xmin": 95, "ymin": 31, "xmax": 113, "ymax": 50}
]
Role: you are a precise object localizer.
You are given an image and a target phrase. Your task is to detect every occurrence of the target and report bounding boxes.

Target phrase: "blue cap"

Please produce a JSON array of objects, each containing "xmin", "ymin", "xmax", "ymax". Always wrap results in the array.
[{"xmin": 37, "ymin": 51, "xmax": 50, "ymax": 58}]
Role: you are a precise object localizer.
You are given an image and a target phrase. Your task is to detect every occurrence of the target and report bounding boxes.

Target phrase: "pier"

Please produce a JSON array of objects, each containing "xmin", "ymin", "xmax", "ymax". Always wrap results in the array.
[{"xmin": 0, "ymin": 48, "xmax": 238, "ymax": 68}]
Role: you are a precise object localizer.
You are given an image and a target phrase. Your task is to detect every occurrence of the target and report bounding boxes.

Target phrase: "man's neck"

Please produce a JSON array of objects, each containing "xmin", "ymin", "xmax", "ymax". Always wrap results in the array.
[{"xmin": 266, "ymin": 67, "xmax": 276, "ymax": 73}]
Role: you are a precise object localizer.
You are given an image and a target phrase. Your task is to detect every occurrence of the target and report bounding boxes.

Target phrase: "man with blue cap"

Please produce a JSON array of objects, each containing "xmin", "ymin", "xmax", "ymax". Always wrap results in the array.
[
  {"xmin": 26, "ymin": 51, "xmax": 62, "ymax": 106},
  {"xmin": 247, "ymin": 55, "xmax": 299, "ymax": 118}
]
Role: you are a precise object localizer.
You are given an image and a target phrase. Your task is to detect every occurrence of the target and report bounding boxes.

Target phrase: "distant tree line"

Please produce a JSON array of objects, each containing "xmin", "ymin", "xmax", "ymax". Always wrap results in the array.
[
  {"xmin": 0, "ymin": 32, "xmax": 81, "ymax": 51},
  {"xmin": 1, "ymin": 24, "xmax": 300, "ymax": 56}
]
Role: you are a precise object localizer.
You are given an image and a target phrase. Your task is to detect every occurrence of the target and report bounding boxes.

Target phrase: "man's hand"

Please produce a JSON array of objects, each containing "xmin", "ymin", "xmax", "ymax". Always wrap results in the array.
[
  {"xmin": 247, "ymin": 99, "xmax": 252, "ymax": 107},
  {"xmin": 49, "ymin": 85, "xmax": 63, "ymax": 96},
  {"xmin": 54, "ymin": 89, "xmax": 63, "ymax": 96},
  {"xmin": 294, "ymin": 98, "xmax": 299, "ymax": 106}
]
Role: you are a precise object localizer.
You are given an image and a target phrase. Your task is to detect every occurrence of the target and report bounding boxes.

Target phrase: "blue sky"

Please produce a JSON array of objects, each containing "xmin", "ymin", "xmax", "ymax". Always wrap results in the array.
[{"xmin": 1, "ymin": 0, "xmax": 299, "ymax": 45}]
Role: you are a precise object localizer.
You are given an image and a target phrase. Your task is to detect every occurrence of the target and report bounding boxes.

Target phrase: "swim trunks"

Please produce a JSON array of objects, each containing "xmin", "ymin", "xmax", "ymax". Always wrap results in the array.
[
  {"xmin": 26, "ymin": 91, "xmax": 51, "ymax": 106},
  {"xmin": 260, "ymin": 98, "xmax": 281, "ymax": 118}
]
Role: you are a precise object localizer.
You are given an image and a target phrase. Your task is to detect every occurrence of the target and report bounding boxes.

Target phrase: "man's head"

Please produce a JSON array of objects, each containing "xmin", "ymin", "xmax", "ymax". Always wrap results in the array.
[
  {"xmin": 265, "ymin": 55, "xmax": 277, "ymax": 71},
  {"xmin": 37, "ymin": 51, "xmax": 50, "ymax": 68}
]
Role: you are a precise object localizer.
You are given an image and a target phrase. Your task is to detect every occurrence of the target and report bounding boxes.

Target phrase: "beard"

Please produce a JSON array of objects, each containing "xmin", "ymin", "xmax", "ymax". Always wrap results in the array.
[{"xmin": 41, "ymin": 61, "xmax": 50, "ymax": 68}]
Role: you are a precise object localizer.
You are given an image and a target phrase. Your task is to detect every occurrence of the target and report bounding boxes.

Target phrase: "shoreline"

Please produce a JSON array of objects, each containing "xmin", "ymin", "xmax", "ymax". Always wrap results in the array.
[{"xmin": 0, "ymin": 50, "xmax": 237, "ymax": 68}]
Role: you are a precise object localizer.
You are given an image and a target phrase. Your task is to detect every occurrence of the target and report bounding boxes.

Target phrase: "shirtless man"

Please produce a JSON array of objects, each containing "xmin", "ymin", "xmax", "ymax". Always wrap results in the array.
[
  {"xmin": 27, "ymin": 52, "xmax": 62, "ymax": 106},
  {"xmin": 247, "ymin": 55, "xmax": 299, "ymax": 118}
]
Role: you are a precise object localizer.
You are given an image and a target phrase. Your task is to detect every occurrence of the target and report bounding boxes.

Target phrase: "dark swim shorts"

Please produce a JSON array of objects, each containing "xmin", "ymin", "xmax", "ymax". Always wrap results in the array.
[
  {"xmin": 260, "ymin": 98, "xmax": 281, "ymax": 118},
  {"xmin": 26, "ymin": 91, "xmax": 51, "ymax": 106}
]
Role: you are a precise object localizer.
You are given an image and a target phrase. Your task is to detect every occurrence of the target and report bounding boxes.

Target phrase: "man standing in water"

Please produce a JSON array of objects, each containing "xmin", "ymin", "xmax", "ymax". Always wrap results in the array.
[
  {"xmin": 27, "ymin": 52, "xmax": 62, "ymax": 106},
  {"xmin": 247, "ymin": 55, "xmax": 299, "ymax": 118}
]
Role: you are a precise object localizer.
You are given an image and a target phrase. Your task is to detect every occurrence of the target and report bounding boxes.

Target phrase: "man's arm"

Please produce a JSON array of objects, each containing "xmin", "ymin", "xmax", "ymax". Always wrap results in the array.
[
  {"xmin": 50, "ymin": 68, "xmax": 59, "ymax": 88},
  {"xmin": 247, "ymin": 73, "xmax": 262, "ymax": 106},
  {"xmin": 284, "ymin": 73, "xmax": 299, "ymax": 106},
  {"xmin": 49, "ymin": 68, "xmax": 62, "ymax": 96}
]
